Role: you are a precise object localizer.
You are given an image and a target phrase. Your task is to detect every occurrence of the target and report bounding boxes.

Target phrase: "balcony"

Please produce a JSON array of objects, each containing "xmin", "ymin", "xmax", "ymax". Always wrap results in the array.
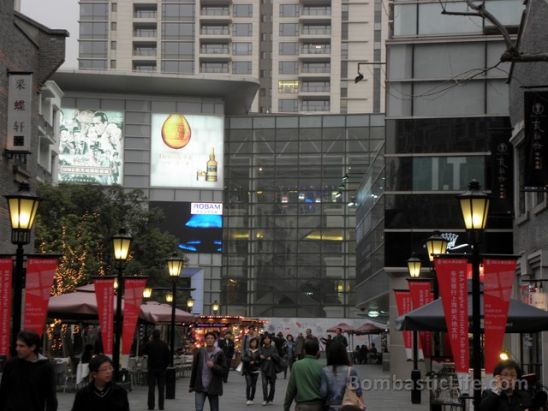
[
  {"xmin": 299, "ymin": 81, "xmax": 330, "ymax": 95},
  {"xmin": 133, "ymin": 46, "xmax": 157, "ymax": 58},
  {"xmin": 200, "ymin": 44, "xmax": 231, "ymax": 60},
  {"xmin": 133, "ymin": 62, "xmax": 157, "ymax": 72},
  {"xmin": 200, "ymin": 62, "xmax": 229, "ymax": 74},
  {"xmin": 300, "ymin": 63, "xmax": 331, "ymax": 76},
  {"xmin": 133, "ymin": 10, "xmax": 157, "ymax": 19},
  {"xmin": 300, "ymin": 0, "xmax": 331, "ymax": 5},
  {"xmin": 300, "ymin": 25, "xmax": 331, "ymax": 38},
  {"xmin": 133, "ymin": 23, "xmax": 157, "ymax": 39},
  {"xmin": 299, "ymin": 44, "xmax": 331, "ymax": 58},
  {"xmin": 300, "ymin": 99, "xmax": 330, "ymax": 112},
  {"xmin": 201, "ymin": 0, "xmax": 232, "ymax": 5},
  {"xmin": 300, "ymin": 6, "xmax": 331, "ymax": 22},
  {"xmin": 200, "ymin": 25, "xmax": 231, "ymax": 39},
  {"xmin": 200, "ymin": 6, "xmax": 231, "ymax": 22}
]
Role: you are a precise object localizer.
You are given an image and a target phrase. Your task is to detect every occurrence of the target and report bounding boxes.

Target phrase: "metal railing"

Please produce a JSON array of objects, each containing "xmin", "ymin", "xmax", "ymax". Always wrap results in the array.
[
  {"xmin": 301, "ymin": 102, "xmax": 330, "ymax": 111},
  {"xmin": 200, "ymin": 27, "xmax": 230, "ymax": 35},
  {"xmin": 301, "ymin": 7, "xmax": 331, "ymax": 16},
  {"xmin": 301, "ymin": 65, "xmax": 331, "ymax": 73},
  {"xmin": 133, "ymin": 48, "xmax": 157, "ymax": 56},
  {"xmin": 301, "ymin": 27, "xmax": 331, "ymax": 35},
  {"xmin": 200, "ymin": 7, "xmax": 230, "ymax": 16},
  {"xmin": 301, "ymin": 46, "xmax": 331, "ymax": 54},
  {"xmin": 301, "ymin": 84, "xmax": 330, "ymax": 92},
  {"xmin": 200, "ymin": 46, "xmax": 230, "ymax": 54},
  {"xmin": 200, "ymin": 64, "xmax": 229, "ymax": 73},
  {"xmin": 134, "ymin": 10, "xmax": 157, "ymax": 18},
  {"xmin": 133, "ymin": 29, "xmax": 157, "ymax": 37}
]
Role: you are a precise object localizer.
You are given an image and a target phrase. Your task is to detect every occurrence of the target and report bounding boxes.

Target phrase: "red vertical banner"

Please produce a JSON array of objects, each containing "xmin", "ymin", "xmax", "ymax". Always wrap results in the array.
[
  {"xmin": 0, "ymin": 258, "xmax": 13, "ymax": 356},
  {"xmin": 394, "ymin": 290, "xmax": 413, "ymax": 360},
  {"xmin": 435, "ymin": 258, "xmax": 469, "ymax": 373},
  {"xmin": 94, "ymin": 279, "xmax": 115, "ymax": 356},
  {"xmin": 24, "ymin": 258, "xmax": 58, "ymax": 336},
  {"xmin": 122, "ymin": 279, "xmax": 147, "ymax": 355},
  {"xmin": 408, "ymin": 279, "xmax": 433, "ymax": 358},
  {"xmin": 483, "ymin": 258, "xmax": 516, "ymax": 373}
]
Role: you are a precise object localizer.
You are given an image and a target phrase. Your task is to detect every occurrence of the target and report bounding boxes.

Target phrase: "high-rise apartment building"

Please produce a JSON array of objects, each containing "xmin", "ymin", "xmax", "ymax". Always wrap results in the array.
[{"xmin": 41, "ymin": 0, "xmax": 385, "ymax": 114}]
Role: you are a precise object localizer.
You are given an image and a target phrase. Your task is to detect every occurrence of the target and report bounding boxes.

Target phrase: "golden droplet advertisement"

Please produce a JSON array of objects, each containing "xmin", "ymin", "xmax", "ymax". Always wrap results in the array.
[{"xmin": 161, "ymin": 114, "xmax": 191, "ymax": 149}]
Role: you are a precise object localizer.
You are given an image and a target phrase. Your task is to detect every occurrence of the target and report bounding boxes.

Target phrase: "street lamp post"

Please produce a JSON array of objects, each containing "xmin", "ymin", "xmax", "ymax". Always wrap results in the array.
[
  {"xmin": 212, "ymin": 300, "xmax": 220, "ymax": 315},
  {"xmin": 166, "ymin": 254, "xmax": 185, "ymax": 399},
  {"xmin": 4, "ymin": 183, "xmax": 40, "ymax": 356},
  {"xmin": 407, "ymin": 255, "xmax": 422, "ymax": 404},
  {"xmin": 457, "ymin": 180, "xmax": 489, "ymax": 410},
  {"xmin": 112, "ymin": 230, "xmax": 132, "ymax": 381}
]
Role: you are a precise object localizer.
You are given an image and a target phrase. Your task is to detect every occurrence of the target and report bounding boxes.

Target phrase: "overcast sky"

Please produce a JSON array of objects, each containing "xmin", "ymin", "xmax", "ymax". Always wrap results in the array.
[{"xmin": 19, "ymin": 0, "xmax": 79, "ymax": 70}]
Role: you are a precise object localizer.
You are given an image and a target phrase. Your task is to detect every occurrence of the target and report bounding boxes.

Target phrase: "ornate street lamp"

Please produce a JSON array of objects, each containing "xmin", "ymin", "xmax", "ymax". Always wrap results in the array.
[
  {"xmin": 165, "ymin": 254, "xmax": 185, "ymax": 400},
  {"xmin": 187, "ymin": 297, "xmax": 195, "ymax": 310},
  {"xmin": 4, "ymin": 183, "xmax": 40, "ymax": 356},
  {"xmin": 458, "ymin": 180, "xmax": 489, "ymax": 409},
  {"xmin": 407, "ymin": 255, "xmax": 423, "ymax": 404},
  {"xmin": 111, "ymin": 229, "xmax": 132, "ymax": 381},
  {"xmin": 143, "ymin": 287, "xmax": 152, "ymax": 299}
]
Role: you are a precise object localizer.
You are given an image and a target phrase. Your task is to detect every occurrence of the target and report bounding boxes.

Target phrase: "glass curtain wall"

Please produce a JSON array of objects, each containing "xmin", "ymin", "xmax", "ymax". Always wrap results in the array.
[{"xmin": 223, "ymin": 114, "xmax": 384, "ymax": 318}]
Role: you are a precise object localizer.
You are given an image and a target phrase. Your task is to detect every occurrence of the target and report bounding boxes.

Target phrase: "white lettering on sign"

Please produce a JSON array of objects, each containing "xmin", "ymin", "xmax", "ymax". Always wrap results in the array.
[{"xmin": 191, "ymin": 202, "xmax": 223, "ymax": 215}]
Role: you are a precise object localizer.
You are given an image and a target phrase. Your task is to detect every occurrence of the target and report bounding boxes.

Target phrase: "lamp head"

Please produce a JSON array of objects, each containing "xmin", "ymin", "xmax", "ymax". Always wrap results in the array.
[
  {"xmin": 457, "ymin": 180, "xmax": 490, "ymax": 232},
  {"xmin": 425, "ymin": 231, "xmax": 449, "ymax": 262},
  {"xmin": 187, "ymin": 297, "xmax": 195, "ymax": 309},
  {"xmin": 5, "ymin": 182, "xmax": 40, "ymax": 245},
  {"xmin": 165, "ymin": 292, "xmax": 173, "ymax": 303},
  {"xmin": 212, "ymin": 300, "xmax": 220, "ymax": 313},
  {"xmin": 112, "ymin": 229, "xmax": 132, "ymax": 261},
  {"xmin": 407, "ymin": 254, "xmax": 422, "ymax": 278},
  {"xmin": 167, "ymin": 254, "xmax": 186, "ymax": 278},
  {"xmin": 143, "ymin": 287, "xmax": 152, "ymax": 299}
]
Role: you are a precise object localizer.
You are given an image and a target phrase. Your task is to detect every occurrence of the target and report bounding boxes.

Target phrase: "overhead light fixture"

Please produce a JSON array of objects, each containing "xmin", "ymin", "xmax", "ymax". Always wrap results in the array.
[
  {"xmin": 368, "ymin": 310, "xmax": 380, "ymax": 318},
  {"xmin": 335, "ymin": 191, "xmax": 342, "ymax": 199}
]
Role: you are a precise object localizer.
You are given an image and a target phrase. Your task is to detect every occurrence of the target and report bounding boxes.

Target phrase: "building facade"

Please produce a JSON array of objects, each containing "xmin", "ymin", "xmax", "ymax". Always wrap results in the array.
[
  {"xmin": 508, "ymin": 0, "xmax": 548, "ymax": 385},
  {"xmin": 20, "ymin": 0, "xmax": 387, "ymax": 115},
  {"xmin": 354, "ymin": 0, "xmax": 523, "ymax": 377},
  {"xmin": 0, "ymin": 1, "xmax": 67, "ymax": 251}
]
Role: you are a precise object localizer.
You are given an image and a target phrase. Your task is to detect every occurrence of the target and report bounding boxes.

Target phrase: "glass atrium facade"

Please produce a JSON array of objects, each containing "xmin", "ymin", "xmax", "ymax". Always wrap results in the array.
[{"xmin": 222, "ymin": 114, "xmax": 384, "ymax": 318}]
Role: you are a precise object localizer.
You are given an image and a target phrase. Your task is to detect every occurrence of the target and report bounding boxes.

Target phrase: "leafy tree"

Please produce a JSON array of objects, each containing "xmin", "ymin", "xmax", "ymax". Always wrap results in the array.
[{"xmin": 35, "ymin": 184, "xmax": 179, "ymax": 294}]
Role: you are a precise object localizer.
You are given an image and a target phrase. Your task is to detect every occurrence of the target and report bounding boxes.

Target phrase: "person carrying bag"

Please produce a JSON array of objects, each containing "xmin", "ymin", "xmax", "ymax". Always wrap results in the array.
[{"xmin": 340, "ymin": 366, "xmax": 365, "ymax": 411}]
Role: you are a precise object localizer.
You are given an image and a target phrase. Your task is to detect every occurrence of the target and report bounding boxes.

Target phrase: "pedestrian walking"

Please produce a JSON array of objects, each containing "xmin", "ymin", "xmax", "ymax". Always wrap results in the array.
[
  {"xmin": 0, "ymin": 330, "xmax": 58, "ymax": 411},
  {"xmin": 283, "ymin": 338, "xmax": 324, "ymax": 411},
  {"xmin": 260, "ymin": 334, "xmax": 280, "ymax": 405},
  {"xmin": 295, "ymin": 333, "xmax": 305, "ymax": 360},
  {"xmin": 285, "ymin": 334, "xmax": 296, "ymax": 378},
  {"xmin": 71, "ymin": 355, "xmax": 130, "ymax": 411},
  {"xmin": 241, "ymin": 325, "xmax": 257, "ymax": 354},
  {"xmin": 320, "ymin": 342, "xmax": 364, "ymax": 411},
  {"xmin": 218, "ymin": 331, "xmax": 235, "ymax": 383},
  {"xmin": 142, "ymin": 329, "xmax": 170, "ymax": 410},
  {"xmin": 189, "ymin": 331, "xmax": 228, "ymax": 411},
  {"xmin": 305, "ymin": 328, "xmax": 320, "ymax": 346},
  {"xmin": 242, "ymin": 337, "xmax": 261, "ymax": 405}
]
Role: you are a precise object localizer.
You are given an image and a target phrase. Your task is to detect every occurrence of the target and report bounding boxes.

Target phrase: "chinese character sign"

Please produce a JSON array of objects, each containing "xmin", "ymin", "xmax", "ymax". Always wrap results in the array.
[
  {"xmin": 435, "ymin": 258, "xmax": 469, "ymax": 373},
  {"xmin": 7, "ymin": 73, "xmax": 33, "ymax": 152},
  {"xmin": 524, "ymin": 92, "xmax": 548, "ymax": 190}
]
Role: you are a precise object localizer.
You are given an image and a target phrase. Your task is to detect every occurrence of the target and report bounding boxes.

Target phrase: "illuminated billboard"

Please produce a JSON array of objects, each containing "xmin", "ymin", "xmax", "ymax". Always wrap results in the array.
[
  {"xmin": 58, "ymin": 109, "xmax": 124, "ymax": 185},
  {"xmin": 151, "ymin": 201, "xmax": 223, "ymax": 253},
  {"xmin": 150, "ymin": 114, "xmax": 224, "ymax": 189}
]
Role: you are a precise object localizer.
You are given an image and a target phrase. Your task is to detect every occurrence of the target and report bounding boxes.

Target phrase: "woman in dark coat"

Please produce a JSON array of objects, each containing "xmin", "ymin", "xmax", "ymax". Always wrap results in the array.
[
  {"xmin": 242, "ymin": 337, "xmax": 261, "ymax": 405},
  {"xmin": 259, "ymin": 334, "xmax": 280, "ymax": 406},
  {"xmin": 480, "ymin": 361, "xmax": 532, "ymax": 411},
  {"xmin": 71, "ymin": 355, "xmax": 129, "ymax": 411}
]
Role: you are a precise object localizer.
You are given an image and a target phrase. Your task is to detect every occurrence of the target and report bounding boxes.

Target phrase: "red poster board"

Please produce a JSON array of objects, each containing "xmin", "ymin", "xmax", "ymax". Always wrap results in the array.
[{"xmin": 24, "ymin": 258, "xmax": 57, "ymax": 336}]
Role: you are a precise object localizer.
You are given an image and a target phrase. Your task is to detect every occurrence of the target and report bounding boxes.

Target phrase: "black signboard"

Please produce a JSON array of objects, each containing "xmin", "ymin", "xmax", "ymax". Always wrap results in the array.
[{"xmin": 524, "ymin": 92, "xmax": 548, "ymax": 190}]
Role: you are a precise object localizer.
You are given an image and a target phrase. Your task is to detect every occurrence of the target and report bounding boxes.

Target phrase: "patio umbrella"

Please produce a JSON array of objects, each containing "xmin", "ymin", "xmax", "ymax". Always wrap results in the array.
[
  {"xmin": 140, "ymin": 301, "xmax": 195, "ymax": 324},
  {"xmin": 326, "ymin": 322, "xmax": 355, "ymax": 333},
  {"xmin": 355, "ymin": 320, "xmax": 386, "ymax": 335},
  {"xmin": 396, "ymin": 294, "xmax": 548, "ymax": 333}
]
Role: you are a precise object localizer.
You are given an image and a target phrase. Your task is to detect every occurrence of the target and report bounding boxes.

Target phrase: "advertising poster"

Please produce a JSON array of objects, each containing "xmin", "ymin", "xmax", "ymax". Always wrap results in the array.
[
  {"xmin": 0, "ymin": 258, "xmax": 12, "ymax": 357},
  {"xmin": 150, "ymin": 201, "xmax": 223, "ymax": 253},
  {"xmin": 122, "ymin": 279, "xmax": 147, "ymax": 355},
  {"xmin": 59, "ymin": 108, "xmax": 124, "ymax": 185},
  {"xmin": 24, "ymin": 258, "xmax": 58, "ymax": 337},
  {"xmin": 394, "ymin": 289, "xmax": 413, "ymax": 360},
  {"xmin": 94, "ymin": 278, "xmax": 115, "ymax": 355},
  {"xmin": 150, "ymin": 114, "xmax": 224, "ymax": 189}
]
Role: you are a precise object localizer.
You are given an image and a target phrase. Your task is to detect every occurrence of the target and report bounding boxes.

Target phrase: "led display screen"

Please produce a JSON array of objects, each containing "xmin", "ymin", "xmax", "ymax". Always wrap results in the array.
[
  {"xmin": 151, "ymin": 201, "xmax": 223, "ymax": 253},
  {"xmin": 150, "ymin": 114, "xmax": 224, "ymax": 189},
  {"xmin": 58, "ymin": 108, "xmax": 124, "ymax": 184}
]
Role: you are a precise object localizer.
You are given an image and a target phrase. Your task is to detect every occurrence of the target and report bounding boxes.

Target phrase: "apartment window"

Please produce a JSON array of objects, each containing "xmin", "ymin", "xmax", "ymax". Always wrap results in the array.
[
  {"xmin": 111, "ymin": 41, "xmax": 117, "ymax": 50},
  {"xmin": 80, "ymin": 3, "xmax": 108, "ymax": 20},
  {"xmin": 301, "ymin": 99, "xmax": 330, "ymax": 111},
  {"xmin": 79, "ymin": 59, "xmax": 107, "ymax": 70},
  {"xmin": 233, "ymin": 23, "xmax": 252, "ymax": 36},
  {"xmin": 111, "ymin": 3, "xmax": 117, "ymax": 12},
  {"xmin": 302, "ymin": 62, "xmax": 330, "ymax": 73},
  {"xmin": 233, "ymin": 4, "xmax": 253, "ymax": 17},
  {"xmin": 279, "ymin": 42, "xmax": 297, "ymax": 55},
  {"xmin": 201, "ymin": 25, "xmax": 230, "ymax": 35},
  {"xmin": 341, "ymin": 87, "xmax": 348, "ymax": 98},
  {"xmin": 278, "ymin": 80, "xmax": 299, "ymax": 94},
  {"xmin": 302, "ymin": 81, "xmax": 330, "ymax": 92},
  {"xmin": 80, "ymin": 22, "xmax": 108, "ymax": 39},
  {"xmin": 233, "ymin": 42, "xmax": 252, "ymax": 55},
  {"xmin": 133, "ymin": 44, "xmax": 157, "ymax": 56},
  {"xmin": 162, "ymin": 41, "xmax": 193, "ymax": 58},
  {"xmin": 134, "ymin": 5, "xmax": 157, "ymax": 18},
  {"xmin": 162, "ymin": 23, "xmax": 194, "ymax": 39},
  {"xmin": 280, "ymin": 23, "xmax": 298, "ymax": 36},
  {"xmin": 79, "ymin": 40, "xmax": 107, "ymax": 57},
  {"xmin": 111, "ymin": 22, "xmax": 117, "ymax": 31},
  {"xmin": 162, "ymin": 60, "xmax": 194, "ymax": 74},
  {"xmin": 232, "ymin": 61, "xmax": 252, "ymax": 74},
  {"xmin": 163, "ymin": 4, "xmax": 194, "ymax": 20},
  {"xmin": 341, "ymin": 43, "xmax": 348, "ymax": 59},
  {"xmin": 200, "ymin": 62, "xmax": 229, "ymax": 73},
  {"xmin": 278, "ymin": 99, "xmax": 298, "ymax": 112},
  {"xmin": 280, "ymin": 4, "xmax": 299, "ymax": 17},
  {"xmin": 201, "ymin": 6, "xmax": 229, "ymax": 16},
  {"xmin": 341, "ymin": 23, "xmax": 348, "ymax": 40},
  {"xmin": 201, "ymin": 43, "xmax": 229, "ymax": 54},
  {"xmin": 341, "ymin": 61, "xmax": 348, "ymax": 77},
  {"xmin": 133, "ymin": 62, "xmax": 156, "ymax": 72},
  {"xmin": 279, "ymin": 61, "xmax": 298, "ymax": 74},
  {"xmin": 110, "ymin": 60, "xmax": 116, "ymax": 69}
]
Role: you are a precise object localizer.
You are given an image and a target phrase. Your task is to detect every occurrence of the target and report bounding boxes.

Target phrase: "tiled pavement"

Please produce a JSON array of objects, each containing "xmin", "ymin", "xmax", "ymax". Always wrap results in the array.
[{"xmin": 58, "ymin": 363, "xmax": 430, "ymax": 411}]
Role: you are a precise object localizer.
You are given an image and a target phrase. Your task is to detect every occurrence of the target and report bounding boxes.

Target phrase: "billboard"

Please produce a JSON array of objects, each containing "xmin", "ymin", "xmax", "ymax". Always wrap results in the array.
[
  {"xmin": 151, "ymin": 201, "xmax": 223, "ymax": 253},
  {"xmin": 58, "ymin": 109, "xmax": 124, "ymax": 185},
  {"xmin": 150, "ymin": 114, "xmax": 224, "ymax": 189}
]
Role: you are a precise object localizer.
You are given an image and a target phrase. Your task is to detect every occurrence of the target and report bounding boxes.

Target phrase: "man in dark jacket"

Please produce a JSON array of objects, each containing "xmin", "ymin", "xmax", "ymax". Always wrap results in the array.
[
  {"xmin": 0, "ymin": 330, "xmax": 58, "ymax": 411},
  {"xmin": 218, "ymin": 331, "xmax": 235, "ymax": 383},
  {"xmin": 332, "ymin": 328, "xmax": 348, "ymax": 348},
  {"xmin": 143, "ymin": 329, "xmax": 170, "ymax": 410},
  {"xmin": 189, "ymin": 332, "xmax": 227, "ymax": 411}
]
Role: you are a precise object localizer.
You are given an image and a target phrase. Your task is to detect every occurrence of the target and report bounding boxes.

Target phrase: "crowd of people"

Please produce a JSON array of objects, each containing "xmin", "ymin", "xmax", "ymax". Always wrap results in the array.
[{"xmin": 0, "ymin": 328, "xmax": 540, "ymax": 411}]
